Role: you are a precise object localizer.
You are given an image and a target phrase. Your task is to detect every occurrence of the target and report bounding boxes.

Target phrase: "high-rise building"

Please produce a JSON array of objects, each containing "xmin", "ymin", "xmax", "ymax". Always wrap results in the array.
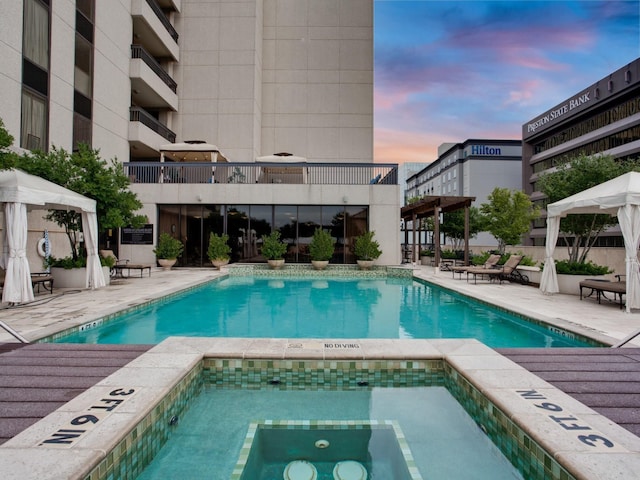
[
  {"xmin": 406, "ymin": 139, "xmax": 522, "ymax": 246},
  {"xmin": 1, "ymin": 0, "xmax": 400, "ymax": 267}
]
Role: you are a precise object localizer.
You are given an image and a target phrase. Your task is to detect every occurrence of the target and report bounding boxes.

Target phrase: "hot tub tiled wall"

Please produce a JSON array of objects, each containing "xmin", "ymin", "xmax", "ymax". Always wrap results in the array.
[
  {"xmin": 444, "ymin": 364, "xmax": 576, "ymax": 480},
  {"xmin": 86, "ymin": 358, "xmax": 575, "ymax": 480},
  {"xmin": 83, "ymin": 365, "xmax": 203, "ymax": 480}
]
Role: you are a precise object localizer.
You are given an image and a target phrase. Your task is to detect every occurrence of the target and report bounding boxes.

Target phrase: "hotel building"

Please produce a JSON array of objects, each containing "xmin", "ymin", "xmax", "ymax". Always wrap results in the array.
[
  {"xmin": 523, "ymin": 58, "xmax": 640, "ymax": 245},
  {"xmin": 405, "ymin": 139, "xmax": 522, "ymax": 246},
  {"xmin": 0, "ymin": 0, "xmax": 400, "ymax": 267}
]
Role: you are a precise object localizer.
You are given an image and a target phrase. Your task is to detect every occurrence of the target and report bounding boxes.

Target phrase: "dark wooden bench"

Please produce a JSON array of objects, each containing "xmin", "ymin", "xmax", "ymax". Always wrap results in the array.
[
  {"xmin": 579, "ymin": 279, "xmax": 625, "ymax": 308},
  {"xmin": 111, "ymin": 264, "xmax": 152, "ymax": 278}
]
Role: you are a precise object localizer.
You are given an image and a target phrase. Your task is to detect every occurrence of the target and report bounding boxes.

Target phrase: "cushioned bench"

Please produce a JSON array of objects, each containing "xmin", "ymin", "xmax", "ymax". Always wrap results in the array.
[{"xmin": 579, "ymin": 279, "xmax": 625, "ymax": 308}]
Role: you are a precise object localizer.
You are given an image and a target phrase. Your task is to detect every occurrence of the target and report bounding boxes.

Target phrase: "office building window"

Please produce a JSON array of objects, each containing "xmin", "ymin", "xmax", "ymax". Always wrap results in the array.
[
  {"xmin": 23, "ymin": 0, "xmax": 49, "ymax": 70},
  {"xmin": 74, "ymin": 34, "xmax": 92, "ymax": 98},
  {"xmin": 20, "ymin": 90, "xmax": 47, "ymax": 151}
]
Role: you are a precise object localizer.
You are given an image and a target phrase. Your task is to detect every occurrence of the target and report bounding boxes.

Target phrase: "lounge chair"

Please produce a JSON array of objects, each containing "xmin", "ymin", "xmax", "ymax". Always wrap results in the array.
[
  {"xmin": 99, "ymin": 250, "xmax": 152, "ymax": 278},
  {"xmin": 580, "ymin": 277, "xmax": 625, "ymax": 309},
  {"xmin": 450, "ymin": 254, "xmax": 501, "ymax": 279},
  {"xmin": 466, "ymin": 255, "xmax": 523, "ymax": 284},
  {"xmin": 0, "ymin": 270, "xmax": 54, "ymax": 294}
]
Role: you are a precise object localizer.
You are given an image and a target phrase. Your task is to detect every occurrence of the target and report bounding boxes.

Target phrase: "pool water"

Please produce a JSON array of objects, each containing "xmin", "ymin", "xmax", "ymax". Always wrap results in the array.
[
  {"xmin": 136, "ymin": 386, "xmax": 524, "ymax": 480},
  {"xmin": 58, "ymin": 276, "xmax": 591, "ymax": 347}
]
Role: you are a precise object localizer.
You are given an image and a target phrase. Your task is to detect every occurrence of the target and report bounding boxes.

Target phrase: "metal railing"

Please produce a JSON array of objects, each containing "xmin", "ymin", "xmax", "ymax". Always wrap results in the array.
[
  {"xmin": 145, "ymin": 0, "xmax": 178, "ymax": 42},
  {"xmin": 131, "ymin": 45, "xmax": 177, "ymax": 93},
  {"xmin": 123, "ymin": 162, "xmax": 398, "ymax": 185},
  {"xmin": 129, "ymin": 107, "xmax": 176, "ymax": 143}
]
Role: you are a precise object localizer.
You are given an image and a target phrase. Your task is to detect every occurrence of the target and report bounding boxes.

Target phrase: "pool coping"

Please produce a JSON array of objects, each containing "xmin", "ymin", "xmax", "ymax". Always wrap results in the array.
[{"xmin": 1, "ymin": 338, "xmax": 640, "ymax": 480}]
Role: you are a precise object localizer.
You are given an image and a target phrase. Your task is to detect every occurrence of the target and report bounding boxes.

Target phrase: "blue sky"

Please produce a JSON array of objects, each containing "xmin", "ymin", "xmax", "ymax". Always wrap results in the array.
[{"xmin": 374, "ymin": 0, "xmax": 640, "ymax": 163}]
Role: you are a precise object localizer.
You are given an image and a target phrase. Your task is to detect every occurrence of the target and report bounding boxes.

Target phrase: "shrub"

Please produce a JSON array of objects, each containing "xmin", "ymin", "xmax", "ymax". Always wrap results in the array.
[
  {"xmin": 309, "ymin": 228, "xmax": 335, "ymax": 261},
  {"xmin": 261, "ymin": 231, "xmax": 288, "ymax": 260},
  {"xmin": 153, "ymin": 233, "xmax": 184, "ymax": 259},
  {"xmin": 354, "ymin": 231, "xmax": 382, "ymax": 261},
  {"xmin": 207, "ymin": 233, "xmax": 231, "ymax": 261},
  {"xmin": 554, "ymin": 260, "xmax": 611, "ymax": 275}
]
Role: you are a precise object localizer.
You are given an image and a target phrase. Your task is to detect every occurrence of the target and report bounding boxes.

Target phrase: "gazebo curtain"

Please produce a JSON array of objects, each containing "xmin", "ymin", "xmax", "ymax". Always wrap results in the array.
[
  {"xmin": 539, "ymin": 216, "xmax": 560, "ymax": 295},
  {"xmin": 82, "ymin": 211, "xmax": 106, "ymax": 289},
  {"xmin": 2, "ymin": 203, "xmax": 34, "ymax": 303},
  {"xmin": 617, "ymin": 204, "xmax": 640, "ymax": 312}
]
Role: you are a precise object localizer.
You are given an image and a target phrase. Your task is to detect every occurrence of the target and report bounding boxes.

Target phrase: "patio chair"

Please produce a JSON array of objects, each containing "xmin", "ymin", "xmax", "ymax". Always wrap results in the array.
[
  {"xmin": 466, "ymin": 255, "xmax": 523, "ymax": 284},
  {"xmin": 99, "ymin": 250, "xmax": 152, "ymax": 278},
  {"xmin": 450, "ymin": 254, "xmax": 501, "ymax": 279}
]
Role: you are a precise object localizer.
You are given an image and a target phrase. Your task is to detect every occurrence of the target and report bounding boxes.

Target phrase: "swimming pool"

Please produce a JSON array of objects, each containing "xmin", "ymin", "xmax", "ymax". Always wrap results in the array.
[{"xmin": 55, "ymin": 276, "xmax": 594, "ymax": 347}]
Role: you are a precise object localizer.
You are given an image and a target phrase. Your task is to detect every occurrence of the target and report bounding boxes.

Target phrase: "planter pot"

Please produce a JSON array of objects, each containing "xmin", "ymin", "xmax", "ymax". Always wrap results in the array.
[
  {"xmin": 158, "ymin": 258, "xmax": 177, "ymax": 270},
  {"xmin": 420, "ymin": 256, "xmax": 432, "ymax": 266},
  {"xmin": 211, "ymin": 259, "xmax": 229, "ymax": 270},
  {"xmin": 311, "ymin": 260, "xmax": 329, "ymax": 270},
  {"xmin": 267, "ymin": 259, "xmax": 285, "ymax": 270},
  {"xmin": 557, "ymin": 274, "xmax": 605, "ymax": 295},
  {"xmin": 357, "ymin": 260, "xmax": 374, "ymax": 270},
  {"xmin": 51, "ymin": 266, "xmax": 111, "ymax": 288}
]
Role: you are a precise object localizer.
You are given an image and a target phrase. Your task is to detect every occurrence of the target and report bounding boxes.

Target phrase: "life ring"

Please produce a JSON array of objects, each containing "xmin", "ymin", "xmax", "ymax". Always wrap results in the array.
[{"xmin": 37, "ymin": 238, "xmax": 47, "ymax": 257}]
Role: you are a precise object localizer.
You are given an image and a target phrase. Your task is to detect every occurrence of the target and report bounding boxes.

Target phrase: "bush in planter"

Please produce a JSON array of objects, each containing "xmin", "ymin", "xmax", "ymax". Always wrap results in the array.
[
  {"xmin": 554, "ymin": 260, "xmax": 611, "ymax": 275},
  {"xmin": 261, "ymin": 231, "xmax": 288, "ymax": 260},
  {"xmin": 353, "ymin": 231, "xmax": 382, "ymax": 261},
  {"xmin": 154, "ymin": 233, "xmax": 184, "ymax": 260},
  {"xmin": 309, "ymin": 228, "xmax": 335, "ymax": 261},
  {"xmin": 207, "ymin": 233, "xmax": 231, "ymax": 262},
  {"xmin": 46, "ymin": 255, "xmax": 114, "ymax": 269},
  {"xmin": 419, "ymin": 249, "xmax": 433, "ymax": 257}
]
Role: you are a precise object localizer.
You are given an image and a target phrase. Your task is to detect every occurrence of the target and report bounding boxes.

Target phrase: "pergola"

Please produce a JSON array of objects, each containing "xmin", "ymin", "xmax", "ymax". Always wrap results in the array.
[{"xmin": 400, "ymin": 195, "xmax": 476, "ymax": 267}]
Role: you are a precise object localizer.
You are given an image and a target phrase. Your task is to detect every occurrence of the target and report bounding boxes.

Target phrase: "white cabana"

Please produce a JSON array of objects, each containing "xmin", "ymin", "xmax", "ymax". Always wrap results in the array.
[
  {"xmin": 158, "ymin": 141, "xmax": 228, "ymax": 183},
  {"xmin": 0, "ymin": 169, "xmax": 105, "ymax": 303},
  {"xmin": 540, "ymin": 171, "xmax": 640, "ymax": 312},
  {"xmin": 256, "ymin": 153, "xmax": 308, "ymax": 184}
]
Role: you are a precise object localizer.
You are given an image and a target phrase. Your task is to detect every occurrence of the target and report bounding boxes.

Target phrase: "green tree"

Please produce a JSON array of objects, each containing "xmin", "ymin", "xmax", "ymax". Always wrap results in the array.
[
  {"xmin": 479, "ymin": 188, "xmax": 539, "ymax": 254},
  {"xmin": 17, "ymin": 144, "xmax": 145, "ymax": 260},
  {"xmin": 537, "ymin": 153, "xmax": 640, "ymax": 263},
  {"xmin": 442, "ymin": 207, "xmax": 482, "ymax": 249},
  {"xmin": 0, "ymin": 118, "xmax": 18, "ymax": 170}
]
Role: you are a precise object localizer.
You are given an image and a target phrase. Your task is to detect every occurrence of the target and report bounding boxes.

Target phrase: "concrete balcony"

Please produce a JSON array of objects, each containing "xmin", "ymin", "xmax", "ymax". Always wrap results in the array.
[
  {"xmin": 131, "ymin": 0, "xmax": 179, "ymax": 61},
  {"xmin": 130, "ymin": 46, "xmax": 178, "ymax": 110},
  {"xmin": 128, "ymin": 108, "xmax": 176, "ymax": 159}
]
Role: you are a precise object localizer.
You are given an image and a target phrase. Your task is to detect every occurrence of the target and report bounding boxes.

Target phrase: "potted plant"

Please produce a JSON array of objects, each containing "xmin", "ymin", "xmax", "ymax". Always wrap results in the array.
[
  {"xmin": 308, "ymin": 228, "xmax": 334, "ymax": 270},
  {"xmin": 419, "ymin": 249, "xmax": 433, "ymax": 266},
  {"xmin": 353, "ymin": 231, "xmax": 382, "ymax": 270},
  {"xmin": 153, "ymin": 233, "xmax": 184, "ymax": 270},
  {"xmin": 261, "ymin": 231, "xmax": 288, "ymax": 269},
  {"xmin": 207, "ymin": 232, "xmax": 231, "ymax": 269}
]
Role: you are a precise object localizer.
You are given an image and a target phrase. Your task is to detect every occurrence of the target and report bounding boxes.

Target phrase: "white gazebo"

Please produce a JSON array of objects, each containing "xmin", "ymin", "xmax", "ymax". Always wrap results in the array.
[
  {"xmin": 159, "ymin": 141, "xmax": 228, "ymax": 184},
  {"xmin": 540, "ymin": 171, "xmax": 640, "ymax": 312},
  {"xmin": 0, "ymin": 169, "xmax": 105, "ymax": 303},
  {"xmin": 256, "ymin": 152, "xmax": 308, "ymax": 184}
]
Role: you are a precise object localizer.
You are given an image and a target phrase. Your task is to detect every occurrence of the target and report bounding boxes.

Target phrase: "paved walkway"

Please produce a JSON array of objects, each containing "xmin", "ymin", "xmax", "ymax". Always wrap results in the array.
[{"xmin": 0, "ymin": 268, "xmax": 225, "ymax": 343}]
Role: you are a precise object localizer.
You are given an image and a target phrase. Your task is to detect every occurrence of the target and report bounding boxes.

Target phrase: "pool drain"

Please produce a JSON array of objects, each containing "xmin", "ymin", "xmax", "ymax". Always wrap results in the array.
[{"xmin": 315, "ymin": 439, "xmax": 330, "ymax": 449}]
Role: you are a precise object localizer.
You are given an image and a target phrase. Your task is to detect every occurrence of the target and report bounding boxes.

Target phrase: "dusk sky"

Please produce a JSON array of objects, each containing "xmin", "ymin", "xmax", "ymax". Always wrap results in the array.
[{"xmin": 374, "ymin": 0, "xmax": 640, "ymax": 164}]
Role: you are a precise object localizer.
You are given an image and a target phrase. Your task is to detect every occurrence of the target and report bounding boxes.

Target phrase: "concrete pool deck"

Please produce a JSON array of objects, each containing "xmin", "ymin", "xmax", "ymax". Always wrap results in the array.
[{"xmin": 1, "ymin": 265, "xmax": 640, "ymax": 479}]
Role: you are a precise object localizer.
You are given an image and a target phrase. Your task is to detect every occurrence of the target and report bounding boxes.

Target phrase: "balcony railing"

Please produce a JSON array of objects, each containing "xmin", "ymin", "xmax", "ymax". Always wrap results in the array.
[
  {"xmin": 145, "ymin": 0, "xmax": 178, "ymax": 42},
  {"xmin": 131, "ymin": 44, "xmax": 177, "ymax": 93},
  {"xmin": 123, "ymin": 162, "xmax": 398, "ymax": 185},
  {"xmin": 129, "ymin": 107, "xmax": 176, "ymax": 142}
]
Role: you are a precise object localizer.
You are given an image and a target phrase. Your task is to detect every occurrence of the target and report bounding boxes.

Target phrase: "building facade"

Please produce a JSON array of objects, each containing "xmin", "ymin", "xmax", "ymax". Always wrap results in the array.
[
  {"xmin": 0, "ymin": 0, "xmax": 400, "ymax": 267},
  {"xmin": 406, "ymin": 139, "xmax": 522, "ymax": 246},
  {"xmin": 523, "ymin": 58, "xmax": 640, "ymax": 245}
]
